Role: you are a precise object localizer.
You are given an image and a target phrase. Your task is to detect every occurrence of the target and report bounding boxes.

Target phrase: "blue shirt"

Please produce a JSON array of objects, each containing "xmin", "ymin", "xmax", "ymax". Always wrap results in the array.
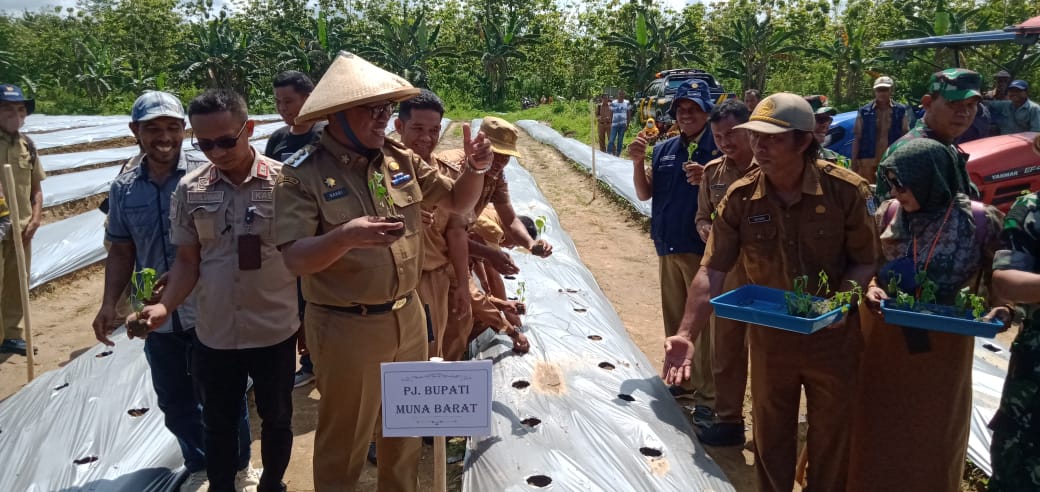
[
  {"xmin": 610, "ymin": 100, "xmax": 631, "ymax": 126},
  {"xmin": 988, "ymin": 98, "xmax": 1040, "ymax": 135},
  {"xmin": 106, "ymin": 152, "xmax": 205, "ymax": 333},
  {"xmin": 650, "ymin": 129, "xmax": 720, "ymax": 256}
]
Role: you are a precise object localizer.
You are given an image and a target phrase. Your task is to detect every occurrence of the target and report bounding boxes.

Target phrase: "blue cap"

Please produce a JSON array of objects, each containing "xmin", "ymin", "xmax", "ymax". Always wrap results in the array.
[
  {"xmin": 1010, "ymin": 80, "xmax": 1030, "ymax": 91},
  {"xmin": 131, "ymin": 91, "xmax": 185, "ymax": 122},
  {"xmin": 668, "ymin": 81, "xmax": 713, "ymax": 118},
  {"xmin": 0, "ymin": 84, "xmax": 34, "ymax": 115}
]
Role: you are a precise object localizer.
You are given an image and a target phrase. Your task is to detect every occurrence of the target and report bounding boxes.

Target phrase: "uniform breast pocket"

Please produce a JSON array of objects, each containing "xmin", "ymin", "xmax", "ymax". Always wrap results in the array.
[
  {"xmin": 250, "ymin": 202, "xmax": 275, "ymax": 243},
  {"xmin": 740, "ymin": 223, "xmax": 778, "ymax": 254},
  {"xmin": 122, "ymin": 202, "xmax": 157, "ymax": 239},
  {"xmin": 189, "ymin": 203, "xmax": 225, "ymax": 243}
]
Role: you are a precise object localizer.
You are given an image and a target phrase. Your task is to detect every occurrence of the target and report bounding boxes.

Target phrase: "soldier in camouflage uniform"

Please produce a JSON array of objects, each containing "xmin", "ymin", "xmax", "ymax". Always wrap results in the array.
[
  {"xmin": 805, "ymin": 95, "xmax": 851, "ymax": 169},
  {"xmin": 874, "ymin": 69, "xmax": 982, "ymax": 201},
  {"xmin": 990, "ymin": 191, "xmax": 1040, "ymax": 491}
]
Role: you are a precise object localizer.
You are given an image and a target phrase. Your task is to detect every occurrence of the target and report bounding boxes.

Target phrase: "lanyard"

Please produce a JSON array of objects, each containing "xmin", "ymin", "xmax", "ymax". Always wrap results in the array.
[{"xmin": 911, "ymin": 202, "xmax": 955, "ymax": 273}]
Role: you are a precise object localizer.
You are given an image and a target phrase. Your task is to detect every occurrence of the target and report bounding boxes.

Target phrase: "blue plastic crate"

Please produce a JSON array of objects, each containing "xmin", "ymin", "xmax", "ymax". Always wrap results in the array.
[
  {"xmin": 880, "ymin": 300, "xmax": 1001, "ymax": 338},
  {"xmin": 710, "ymin": 284, "xmax": 847, "ymax": 335}
]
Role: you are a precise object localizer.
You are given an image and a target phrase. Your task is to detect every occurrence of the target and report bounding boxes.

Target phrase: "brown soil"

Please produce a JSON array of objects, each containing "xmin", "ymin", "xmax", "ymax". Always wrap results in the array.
[
  {"xmin": 41, "ymin": 194, "xmax": 107, "ymax": 225},
  {"xmin": 0, "ymin": 120, "xmax": 1009, "ymax": 492},
  {"xmin": 37, "ymin": 136, "xmax": 140, "ymax": 155}
]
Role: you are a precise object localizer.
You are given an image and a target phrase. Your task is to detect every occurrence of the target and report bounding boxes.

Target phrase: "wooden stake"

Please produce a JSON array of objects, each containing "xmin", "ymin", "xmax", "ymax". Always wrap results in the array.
[
  {"xmin": 430, "ymin": 356, "xmax": 447, "ymax": 492},
  {"xmin": 2, "ymin": 164, "xmax": 35, "ymax": 382},
  {"xmin": 586, "ymin": 99, "xmax": 597, "ymax": 205}
]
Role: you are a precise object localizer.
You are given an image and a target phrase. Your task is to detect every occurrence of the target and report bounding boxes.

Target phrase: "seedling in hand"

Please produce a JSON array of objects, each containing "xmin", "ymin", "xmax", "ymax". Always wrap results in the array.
[
  {"xmin": 368, "ymin": 171, "xmax": 404, "ymax": 236},
  {"xmin": 127, "ymin": 268, "xmax": 158, "ymax": 339}
]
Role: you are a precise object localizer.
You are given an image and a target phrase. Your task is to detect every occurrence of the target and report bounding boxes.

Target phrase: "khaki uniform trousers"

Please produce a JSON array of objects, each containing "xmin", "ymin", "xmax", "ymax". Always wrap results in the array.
[
  {"xmin": 306, "ymin": 297, "xmax": 427, "ymax": 492},
  {"xmin": 711, "ymin": 261, "xmax": 750, "ymax": 424},
  {"xmin": 0, "ymin": 238, "xmax": 29, "ymax": 340},
  {"xmin": 597, "ymin": 124, "xmax": 610, "ymax": 153},
  {"xmin": 659, "ymin": 253, "xmax": 715, "ymax": 406},
  {"xmin": 419, "ymin": 263, "xmax": 462, "ymax": 360},
  {"xmin": 749, "ymin": 316, "xmax": 861, "ymax": 492}
]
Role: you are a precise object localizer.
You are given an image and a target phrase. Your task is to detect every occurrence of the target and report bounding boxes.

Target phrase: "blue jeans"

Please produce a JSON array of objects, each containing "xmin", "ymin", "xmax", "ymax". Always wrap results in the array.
[
  {"xmin": 144, "ymin": 329, "xmax": 251, "ymax": 473},
  {"xmin": 608, "ymin": 123, "xmax": 627, "ymax": 156}
]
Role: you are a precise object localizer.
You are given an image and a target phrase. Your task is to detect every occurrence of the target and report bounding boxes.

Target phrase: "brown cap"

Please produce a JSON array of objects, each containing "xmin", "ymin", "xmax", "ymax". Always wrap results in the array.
[
  {"xmin": 472, "ymin": 205, "xmax": 505, "ymax": 245},
  {"xmin": 295, "ymin": 51, "xmax": 420, "ymax": 123},
  {"xmin": 734, "ymin": 92, "xmax": 815, "ymax": 134},
  {"xmin": 480, "ymin": 116, "xmax": 521, "ymax": 157}
]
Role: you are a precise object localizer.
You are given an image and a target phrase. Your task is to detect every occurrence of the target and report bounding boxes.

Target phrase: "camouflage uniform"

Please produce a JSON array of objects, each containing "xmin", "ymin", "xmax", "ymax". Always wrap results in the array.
[
  {"xmin": 873, "ymin": 120, "xmax": 978, "ymax": 201},
  {"xmin": 819, "ymin": 147, "xmax": 850, "ymax": 169},
  {"xmin": 989, "ymin": 191, "xmax": 1040, "ymax": 491}
]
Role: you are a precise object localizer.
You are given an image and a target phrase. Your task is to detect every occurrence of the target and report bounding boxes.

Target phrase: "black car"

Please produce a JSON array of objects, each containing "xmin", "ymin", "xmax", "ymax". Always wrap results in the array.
[{"xmin": 635, "ymin": 69, "xmax": 729, "ymax": 128}]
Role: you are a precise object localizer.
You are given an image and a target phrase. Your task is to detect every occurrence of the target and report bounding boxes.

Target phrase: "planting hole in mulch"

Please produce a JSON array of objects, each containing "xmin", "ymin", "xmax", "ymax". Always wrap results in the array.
[
  {"xmin": 526, "ymin": 475, "xmax": 552, "ymax": 487},
  {"xmin": 512, "ymin": 380, "xmax": 531, "ymax": 389},
  {"xmin": 54, "ymin": 382, "xmax": 69, "ymax": 391},
  {"xmin": 639, "ymin": 447, "xmax": 663, "ymax": 458},
  {"xmin": 598, "ymin": 362, "xmax": 615, "ymax": 370},
  {"xmin": 587, "ymin": 334, "xmax": 602, "ymax": 341},
  {"xmin": 521, "ymin": 417, "xmax": 542, "ymax": 428},
  {"xmin": 127, "ymin": 408, "xmax": 149, "ymax": 417},
  {"xmin": 573, "ymin": 307, "xmax": 587, "ymax": 313},
  {"xmin": 95, "ymin": 351, "xmax": 113, "ymax": 358},
  {"xmin": 504, "ymin": 275, "xmax": 517, "ymax": 280},
  {"xmin": 618, "ymin": 394, "xmax": 635, "ymax": 402},
  {"xmin": 73, "ymin": 456, "xmax": 99, "ymax": 465},
  {"xmin": 983, "ymin": 343, "xmax": 1004, "ymax": 353}
]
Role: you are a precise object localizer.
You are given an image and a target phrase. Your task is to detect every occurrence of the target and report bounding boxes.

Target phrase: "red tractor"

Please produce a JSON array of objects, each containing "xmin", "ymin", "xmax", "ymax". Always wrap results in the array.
[{"xmin": 963, "ymin": 132, "xmax": 1040, "ymax": 212}]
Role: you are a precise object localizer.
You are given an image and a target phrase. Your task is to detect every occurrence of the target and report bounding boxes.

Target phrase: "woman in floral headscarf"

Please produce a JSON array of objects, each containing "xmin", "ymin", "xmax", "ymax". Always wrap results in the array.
[{"xmin": 847, "ymin": 138, "xmax": 1010, "ymax": 491}]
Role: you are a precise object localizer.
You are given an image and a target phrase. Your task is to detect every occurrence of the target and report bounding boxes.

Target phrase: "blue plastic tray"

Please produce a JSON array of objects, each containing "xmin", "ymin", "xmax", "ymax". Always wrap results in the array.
[
  {"xmin": 710, "ymin": 285, "xmax": 847, "ymax": 335},
  {"xmin": 880, "ymin": 300, "xmax": 1001, "ymax": 338}
]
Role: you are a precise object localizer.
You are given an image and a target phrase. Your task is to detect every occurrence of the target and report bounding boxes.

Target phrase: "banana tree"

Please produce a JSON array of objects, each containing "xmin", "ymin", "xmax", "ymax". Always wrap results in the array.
[
  {"xmin": 364, "ymin": 6, "xmax": 456, "ymax": 88},
  {"xmin": 716, "ymin": 12, "xmax": 806, "ymax": 93},
  {"xmin": 601, "ymin": 7, "xmax": 703, "ymax": 91},
  {"xmin": 177, "ymin": 12, "xmax": 261, "ymax": 99},
  {"xmin": 470, "ymin": 10, "xmax": 541, "ymax": 106}
]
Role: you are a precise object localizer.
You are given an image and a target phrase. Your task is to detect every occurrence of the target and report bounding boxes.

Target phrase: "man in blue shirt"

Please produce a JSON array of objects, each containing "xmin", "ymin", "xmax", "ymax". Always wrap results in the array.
[
  {"xmin": 607, "ymin": 90, "xmax": 631, "ymax": 156},
  {"xmin": 91, "ymin": 91, "xmax": 254, "ymax": 492},
  {"xmin": 987, "ymin": 79, "xmax": 1040, "ymax": 135},
  {"xmin": 630, "ymin": 81, "xmax": 719, "ymax": 424}
]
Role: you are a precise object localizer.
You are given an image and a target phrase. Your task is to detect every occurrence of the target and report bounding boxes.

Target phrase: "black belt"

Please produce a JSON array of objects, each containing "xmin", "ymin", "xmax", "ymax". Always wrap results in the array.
[{"xmin": 313, "ymin": 293, "xmax": 412, "ymax": 316}]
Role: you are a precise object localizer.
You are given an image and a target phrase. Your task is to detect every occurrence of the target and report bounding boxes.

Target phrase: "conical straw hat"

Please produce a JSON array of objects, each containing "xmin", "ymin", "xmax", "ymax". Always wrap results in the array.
[{"xmin": 296, "ymin": 51, "xmax": 420, "ymax": 123}]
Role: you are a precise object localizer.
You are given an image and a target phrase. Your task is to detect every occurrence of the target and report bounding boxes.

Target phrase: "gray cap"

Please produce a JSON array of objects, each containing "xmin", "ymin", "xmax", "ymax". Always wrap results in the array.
[{"xmin": 131, "ymin": 91, "xmax": 185, "ymax": 122}]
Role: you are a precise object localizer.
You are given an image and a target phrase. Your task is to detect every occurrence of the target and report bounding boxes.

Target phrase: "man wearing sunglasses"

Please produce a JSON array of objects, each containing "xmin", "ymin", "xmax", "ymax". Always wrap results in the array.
[
  {"xmin": 273, "ymin": 52, "xmax": 492, "ymax": 492},
  {"xmin": 93, "ymin": 91, "xmax": 260, "ymax": 492},
  {"xmin": 851, "ymin": 76, "xmax": 911, "ymax": 184},
  {"xmin": 138, "ymin": 89, "xmax": 298, "ymax": 492},
  {"xmin": 875, "ymin": 68, "xmax": 982, "ymax": 201}
]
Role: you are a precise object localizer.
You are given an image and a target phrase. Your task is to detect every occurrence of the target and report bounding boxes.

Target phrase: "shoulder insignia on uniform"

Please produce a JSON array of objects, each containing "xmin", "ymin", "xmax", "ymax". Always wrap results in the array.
[
  {"xmin": 284, "ymin": 144, "xmax": 315, "ymax": 168},
  {"xmin": 276, "ymin": 174, "xmax": 300, "ymax": 186}
]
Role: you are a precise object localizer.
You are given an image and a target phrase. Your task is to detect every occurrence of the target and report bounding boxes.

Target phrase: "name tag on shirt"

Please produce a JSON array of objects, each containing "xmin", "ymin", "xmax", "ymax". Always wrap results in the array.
[
  {"xmin": 323, "ymin": 188, "xmax": 349, "ymax": 201},
  {"xmin": 748, "ymin": 214, "xmax": 771, "ymax": 224},
  {"xmin": 711, "ymin": 183, "xmax": 728, "ymax": 190},
  {"xmin": 187, "ymin": 191, "xmax": 224, "ymax": 203},
  {"xmin": 252, "ymin": 190, "xmax": 273, "ymax": 202}
]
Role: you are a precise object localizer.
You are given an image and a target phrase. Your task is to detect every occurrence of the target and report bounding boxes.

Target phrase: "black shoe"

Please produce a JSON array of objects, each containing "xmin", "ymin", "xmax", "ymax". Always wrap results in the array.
[
  {"xmin": 668, "ymin": 385, "xmax": 696, "ymax": 400},
  {"xmin": 695, "ymin": 421, "xmax": 746, "ymax": 447},
  {"xmin": 0, "ymin": 338, "xmax": 27, "ymax": 356},
  {"xmin": 691, "ymin": 405, "xmax": 716, "ymax": 429},
  {"xmin": 367, "ymin": 441, "xmax": 377, "ymax": 465}
]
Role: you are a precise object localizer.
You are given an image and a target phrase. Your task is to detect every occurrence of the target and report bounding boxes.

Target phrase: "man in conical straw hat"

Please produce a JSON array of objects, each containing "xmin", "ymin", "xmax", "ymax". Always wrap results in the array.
[{"xmin": 273, "ymin": 52, "xmax": 493, "ymax": 491}]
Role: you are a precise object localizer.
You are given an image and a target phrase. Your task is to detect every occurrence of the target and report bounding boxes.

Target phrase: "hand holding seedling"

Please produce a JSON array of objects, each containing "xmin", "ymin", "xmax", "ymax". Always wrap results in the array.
[
  {"xmin": 864, "ymin": 285, "xmax": 889, "ymax": 314},
  {"xmin": 337, "ymin": 216, "xmax": 403, "ymax": 248},
  {"xmin": 628, "ymin": 135, "xmax": 649, "ymax": 163},
  {"xmin": 683, "ymin": 161, "xmax": 705, "ymax": 185},
  {"xmin": 529, "ymin": 239, "xmax": 552, "ymax": 258},
  {"xmin": 487, "ymin": 249, "xmax": 519, "ymax": 276},
  {"xmin": 662, "ymin": 335, "xmax": 694, "ymax": 386},
  {"xmin": 134, "ymin": 303, "xmax": 168, "ymax": 334}
]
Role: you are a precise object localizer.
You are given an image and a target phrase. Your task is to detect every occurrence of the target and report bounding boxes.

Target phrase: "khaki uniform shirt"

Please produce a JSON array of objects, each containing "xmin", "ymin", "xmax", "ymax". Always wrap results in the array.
[
  {"xmin": 422, "ymin": 149, "xmax": 465, "ymax": 271},
  {"xmin": 0, "ymin": 132, "xmax": 44, "ymax": 228},
  {"xmin": 703, "ymin": 160, "xmax": 878, "ymax": 291},
  {"xmin": 695, "ymin": 156, "xmax": 757, "ymax": 231},
  {"xmin": 273, "ymin": 133, "xmax": 453, "ymax": 306},
  {"xmin": 473, "ymin": 164, "xmax": 510, "ymax": 220},
  {"xmin": 170, "ymin": 152, "xmax": 298, "ymax": 350}
]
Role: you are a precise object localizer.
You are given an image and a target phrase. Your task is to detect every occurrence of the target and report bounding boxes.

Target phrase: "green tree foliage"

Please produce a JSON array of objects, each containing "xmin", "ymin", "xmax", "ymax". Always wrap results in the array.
[{"xmin": 0, "ymin": 0, "xmax": 1039, "ymax": 115}]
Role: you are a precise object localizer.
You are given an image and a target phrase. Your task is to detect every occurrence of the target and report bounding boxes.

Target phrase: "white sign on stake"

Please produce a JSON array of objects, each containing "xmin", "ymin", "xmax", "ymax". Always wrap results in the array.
[{"xmin": 381, "ymin": 359, "xmax": 493, "ymax": 437}]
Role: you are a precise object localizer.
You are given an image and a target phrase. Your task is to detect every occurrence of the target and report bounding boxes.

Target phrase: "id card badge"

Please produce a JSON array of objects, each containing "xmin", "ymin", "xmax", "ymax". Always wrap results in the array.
[{"xmin": 238, "ymin": 234, "xmax": 262, "ymax": 270}]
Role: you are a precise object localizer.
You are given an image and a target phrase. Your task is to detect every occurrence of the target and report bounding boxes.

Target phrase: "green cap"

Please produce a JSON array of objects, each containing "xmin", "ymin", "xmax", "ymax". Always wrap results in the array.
[
  {"xmin": 927, "ymin": 68, "xmax": 982, "ymax": 102},
  {"xmin": 804, "ymin": 95, "xmax": 837, "ymax": 116}
]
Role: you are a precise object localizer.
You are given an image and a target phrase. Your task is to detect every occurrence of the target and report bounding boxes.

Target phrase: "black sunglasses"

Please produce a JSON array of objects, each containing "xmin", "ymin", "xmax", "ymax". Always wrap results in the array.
[
  {"xmin": 193, "ymin": 120, "xmax": 248, "ymax": 152},
  {"xmin": 365, "ymin": 102, "xmax": 396, "ymax": 120},
  {"xmin": 884, "ymin": 172, "xmax": 906, "ymax": 191}
]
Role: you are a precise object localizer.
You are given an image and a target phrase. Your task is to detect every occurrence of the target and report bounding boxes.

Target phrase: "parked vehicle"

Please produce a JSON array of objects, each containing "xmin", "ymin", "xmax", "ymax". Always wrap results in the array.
[
  {"xmin": 634, "ymin": 69, "xmax": 730, "ymax": 129},
  {"xmin": 963, "ymin": 132, "xmax": 1040, "ymax": 212}
]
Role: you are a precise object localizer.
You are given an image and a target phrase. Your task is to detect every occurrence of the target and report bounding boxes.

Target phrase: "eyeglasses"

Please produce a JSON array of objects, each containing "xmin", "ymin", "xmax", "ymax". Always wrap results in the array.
[
  {"xmin": 193, "ymin": 120, "xmax": 248, "ymax": 152},
  {"xmin": 364, "ymin": 102, "xmax": 396, "ymax": 120},
  {"xmin": 884, "ymin": 172, "xmax": 906, "ymax": 192}
]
